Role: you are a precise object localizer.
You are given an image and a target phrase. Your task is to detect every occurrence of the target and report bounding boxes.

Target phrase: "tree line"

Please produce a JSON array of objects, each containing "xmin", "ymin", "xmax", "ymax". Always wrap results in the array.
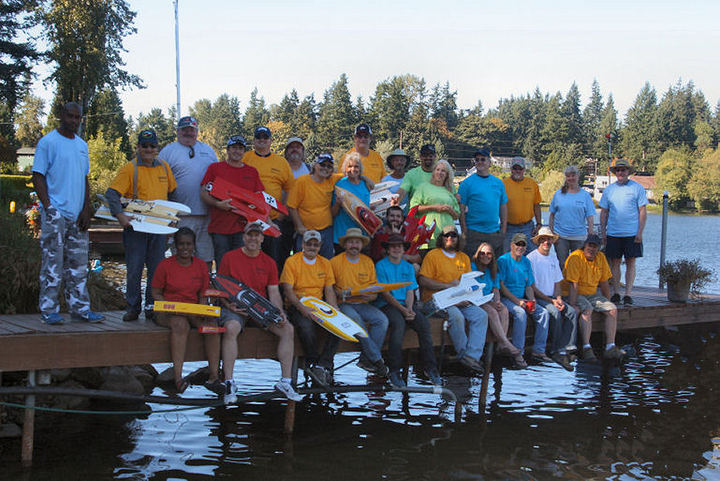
[{"xmin": 2, "ymin": 1, "xmax": 720, "ymax": 210}]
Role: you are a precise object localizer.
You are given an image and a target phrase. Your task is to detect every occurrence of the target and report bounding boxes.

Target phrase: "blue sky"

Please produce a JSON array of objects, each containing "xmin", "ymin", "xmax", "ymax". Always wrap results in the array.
[{"xmin": 32, "ymin": 0, "xmax": 720, "ymax": 121}]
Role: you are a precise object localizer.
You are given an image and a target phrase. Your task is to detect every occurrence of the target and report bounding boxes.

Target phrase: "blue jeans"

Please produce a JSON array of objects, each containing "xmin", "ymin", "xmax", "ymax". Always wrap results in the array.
[
  {"xmin": 446, "ymin": 304, "xmax": 488, "ymax": 361},
  {"xmin": 123, "ymin": 228, "xmax": 167, "ymax": 313},
  {"xmin": 288, "ymin": 306, "xmax": 338, "ymax": 369},
  {"xmin": 537, "ymin": 299, "xmax": 577, "ymax": 354},
  {"xmin": 501, "ymin": 298, "xmax": 550, "ymax": 354},
  {"xmin": 211, "ymin": 232, "xmax": 244, "ymax": 267},
  {"xmin": 339, "ymin": 303, "xmax": 389, "ymax": 363},
  {"xmin": 382, "ymin": 304, "xmax": 438, "ymax": 372},
  {"xmin": 295, "ymin": 225, "xmax": 335, "ymax": 260},
  {"xmin": 505, "ymin": 220, "xmax": 537, "ymax": 253}
]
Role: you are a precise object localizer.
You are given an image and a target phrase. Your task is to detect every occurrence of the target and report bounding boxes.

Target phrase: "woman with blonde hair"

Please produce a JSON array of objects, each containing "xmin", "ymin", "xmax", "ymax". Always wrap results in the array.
[
  {"xmin": 410, "ymin": 159, "xmax": 460, "ymax": 248},
  {"xmin": 331, "ymin": 152, "xmax": 370, "ymax": 249}
]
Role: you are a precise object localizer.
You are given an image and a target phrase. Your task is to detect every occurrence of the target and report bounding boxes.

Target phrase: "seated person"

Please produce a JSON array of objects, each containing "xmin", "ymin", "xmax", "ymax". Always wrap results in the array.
[
  {"xmin": 472, "ymin": 242, "xmax": 526, "ymax": 368},
  {"xmin": 498, "ymin": 233, "xmax": 551, "ymax": 364},
  {"xmin": 527, "ymin": 227, "xmax": 577, "ymax": 371},
  {"xmin": 561, "ymin": 234, "xmax": 625, "ymax": 362},
  {"xmin": 375, "ymin": 234, "xmax": 442, "ymax": 388},
  {"xmin": 330, "ymin": 228, "xmax": 390, "ymax": 377},
  {"xmin": 418, "ymin": 225, "xmax": 489, "ymax": 373},
  {"xmin": 280, "ymin": 230, "xmax": 338, "ymax": 385},
  {"xmin": 151, "ymin": 227, "xmax": 221, "ymax": 393},
  {"xmin": 217, "ymin": 221, "xmax": 303, "ymax": 403},
  {"xmin": 370, "ymin": 206, "xmax": 422, "ymax": 269}
]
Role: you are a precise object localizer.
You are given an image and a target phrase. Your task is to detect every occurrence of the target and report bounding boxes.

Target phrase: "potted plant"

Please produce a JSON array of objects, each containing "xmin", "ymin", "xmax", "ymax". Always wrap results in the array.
[{"xmin": 657, "ymin": 258, "xmax": 714, "ymax": 303}]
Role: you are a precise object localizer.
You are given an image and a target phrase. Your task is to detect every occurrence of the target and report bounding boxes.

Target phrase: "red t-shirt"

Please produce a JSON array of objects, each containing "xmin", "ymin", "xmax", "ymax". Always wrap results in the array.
[
  {"xmin": 201, "ymin": 162, "xmax": 264, "ymax": 234},
  {"xmin": 152, "ymin": 256, "xmax": 210, "ymax": 303},
  {"xmin": 217, "ymin": 248, "xmax": 278, "ymax": 298}
]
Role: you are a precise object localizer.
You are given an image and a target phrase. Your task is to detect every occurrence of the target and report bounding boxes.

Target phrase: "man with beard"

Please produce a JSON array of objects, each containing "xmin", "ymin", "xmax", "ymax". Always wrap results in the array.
[
  {"xmin": 370, "ymin": 206, "xmax": 421, "ymax": 270},
  {"xmin": 395, "ymin": 143, "xmax": 437, "ymax": 207}
]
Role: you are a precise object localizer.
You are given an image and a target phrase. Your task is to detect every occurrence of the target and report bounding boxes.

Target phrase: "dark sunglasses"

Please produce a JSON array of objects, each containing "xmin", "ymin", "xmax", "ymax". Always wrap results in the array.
[
  {"xmin": 188, "ymin": 145, "xmax": 195, "ymax": 158},
  {"xmin": 442, "ymin": 232, "xmax": 459, "ymax": 238},
  {"xmin": 140, "ymin": 143, "xmax": 157, "ymax": 149},
  {"xmin": 479, "ymin": 251, "xmax": 493, "ymax": 257},
  {"xmin": 255, "ymin": 134, "xmax": 270, "ymax": 140},
  {"xmin": 514, "ymin": 241, "xmax": 527, "ymax": 247}
]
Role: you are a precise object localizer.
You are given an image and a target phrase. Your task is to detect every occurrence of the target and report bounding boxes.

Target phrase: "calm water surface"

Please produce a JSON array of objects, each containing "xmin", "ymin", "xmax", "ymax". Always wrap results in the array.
[{"xmin": 2, "ymin": 213, "xmax": 719, "ymax": 480}]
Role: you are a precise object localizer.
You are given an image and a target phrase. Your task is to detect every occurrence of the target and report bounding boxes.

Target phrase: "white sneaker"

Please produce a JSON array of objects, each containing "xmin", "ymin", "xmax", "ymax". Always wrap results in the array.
[
  {"xmin": 274, "ymin": 381, "xmax": 304, "ymax": 402},
  {"xmin": 223, "ymin": 380, "xmax": 237, "ymax": 404}
]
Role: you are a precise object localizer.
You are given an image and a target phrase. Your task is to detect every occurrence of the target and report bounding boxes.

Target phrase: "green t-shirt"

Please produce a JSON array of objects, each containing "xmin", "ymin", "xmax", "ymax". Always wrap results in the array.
[{"xmin": 400, "ymin": 166, "xmax": 433, "ymax": 204}]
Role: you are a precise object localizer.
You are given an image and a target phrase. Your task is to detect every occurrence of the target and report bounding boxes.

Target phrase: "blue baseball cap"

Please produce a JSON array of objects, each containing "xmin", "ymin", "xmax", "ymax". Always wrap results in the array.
[
  {"xmin": 137, "ymin": 129, "xmax": 158, "ymax": 145},
  {"xmin": 177, "ymin": 116, "xmax": 198, "ymax": 129},
  {"xmin": 354, "ymin": 123, "xmax": 372, "ymax": 136},
  {"xmin": 254, "ymin": 126, "xmax": 272, "ymax": 138},
  {"xmin": 227, "ymin": 135, "xmax": 247, "ymax": 148}
]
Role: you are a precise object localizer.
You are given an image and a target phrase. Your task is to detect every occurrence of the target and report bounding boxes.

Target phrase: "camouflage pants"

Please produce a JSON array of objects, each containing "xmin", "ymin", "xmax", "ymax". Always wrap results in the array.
[{"xmin": 39, "ymin": 206, "xmax": 90, "ymax": 315}]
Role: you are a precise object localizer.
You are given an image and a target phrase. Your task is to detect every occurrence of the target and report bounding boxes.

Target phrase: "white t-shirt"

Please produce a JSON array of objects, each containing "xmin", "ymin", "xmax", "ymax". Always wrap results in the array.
[
  {"xmin": 159, "ymin": 140, "xmax": 218, "ymax": 215},
  {"xmin": 527, "ymin": 249, "xmax": 563, "ymax": 297}
]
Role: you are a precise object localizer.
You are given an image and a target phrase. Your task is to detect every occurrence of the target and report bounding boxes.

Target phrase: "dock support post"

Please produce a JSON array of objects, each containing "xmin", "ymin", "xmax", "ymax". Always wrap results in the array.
[
  {"xmin": 21, "ymin": 370, "xmax": 36, "ymax": 467},
  {"xmin": 284, "ymin": 356, "xmax": 299, "ymax": 435},
  {"xmin": 479, "ymin": 343, "xmax": 494, "ymax": 412},
  {"xmin": 659, "ymin": 191, "xmax": 669, "ymax": 289}
]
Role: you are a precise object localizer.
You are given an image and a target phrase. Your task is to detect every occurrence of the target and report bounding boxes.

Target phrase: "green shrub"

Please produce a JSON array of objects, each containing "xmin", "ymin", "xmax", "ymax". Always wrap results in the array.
[{"xmin": 0, "ymin": 174, "xmax": 33, "ymax": 208}]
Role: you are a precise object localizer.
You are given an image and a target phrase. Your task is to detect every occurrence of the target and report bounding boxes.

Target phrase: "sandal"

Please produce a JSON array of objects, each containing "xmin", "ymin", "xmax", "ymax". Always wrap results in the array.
[
  {"xmin": 496, "ymin": 344, "xmax": 521, "ymax": 357},
  {"xmin": 175, "ymin": 377, "xmax": 189, "ymax": 394}
]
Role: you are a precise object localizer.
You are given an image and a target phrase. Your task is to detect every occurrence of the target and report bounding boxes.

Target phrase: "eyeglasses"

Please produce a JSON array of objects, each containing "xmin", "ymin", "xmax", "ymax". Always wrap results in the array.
[
  {"xmin": 479, "ymin": 251, "xmax": 493, "ymax": 257},
  {"xmin": 140, "ymin": 143, "xmax": 157, "ymax": 149},
  {"xmin": 442, "ymin": 232, "xmax": 458, "ymax": 238},
  {"xmin": 538, "ymin": 237, "xmax": 552, "ymax": 243},
  {"xmin": 188, "ymin": 145, "xmax": 195, "ymax": 158},
  {"xmin": 255, "ymin": 134, "xmax": 270, "ymax": 140},
  {"xmin": 514, "ymin": 242, "xmax": 527, "ymax": 247},
  {"xmin": 614, "ymin": 167, "xmax": 627, "ymax": 172}
]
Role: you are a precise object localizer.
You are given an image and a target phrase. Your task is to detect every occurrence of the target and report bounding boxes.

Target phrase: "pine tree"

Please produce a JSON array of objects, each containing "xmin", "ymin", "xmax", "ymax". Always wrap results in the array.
[{"xmin": 316, "ymin": 74, "xmax": 356, "ymax": 151}]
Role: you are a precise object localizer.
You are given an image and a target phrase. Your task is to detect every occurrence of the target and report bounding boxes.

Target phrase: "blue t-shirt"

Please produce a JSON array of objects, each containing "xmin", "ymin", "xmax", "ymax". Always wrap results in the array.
[
  {"xmin": 332, "ymin": 177, "xmax": 371, "ymax": 244},
  {"xmin": 549, "ymin": 189, "xmax": 596, "ymax": 237},
  {"xmin": 374, "ymin": 257, "xmax": 418, "ymax": 307},
  {"xmin": 380, "ymin": 175, "xmax": 402, "ymax": 194},
  {"xmin": 32, "ymin": 130, "xmax": 90, "ymax": 220},
  {"xmin": 599, "ymin": 180, "xmax": 648, "ymax": 237},
  {"xmin": 479, "ymin": 267, "xmax": 499, "ymax": 296},
  {"xmin": 458, "ymin": 174, "xmax": 508, "ymax": 233},
  {"xmin": 498, "ymin": 252, "xmax": 534, "ymax": 299}
]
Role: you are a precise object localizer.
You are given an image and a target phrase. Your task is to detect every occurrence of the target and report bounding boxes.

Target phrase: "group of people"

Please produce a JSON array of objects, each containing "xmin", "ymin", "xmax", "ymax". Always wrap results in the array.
[{"xmin": 32, "ymin": 102, "xmax": 649, "ymax": 403}]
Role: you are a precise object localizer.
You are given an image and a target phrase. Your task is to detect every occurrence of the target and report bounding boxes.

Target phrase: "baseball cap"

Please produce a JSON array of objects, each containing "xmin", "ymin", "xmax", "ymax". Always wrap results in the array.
[
  {"xmin": 584, "ymin": 234, "xmax": 602, "ymax": 246},
  {"xmin": 254, "ymin": 126, "xmax": 272, "ymax": 138},
  {"xmin": 473, "ymin": 148, "xmax": 490, "ymax": 158},
  {"xmin": 354, "ymin": 123, "xmax": 372, "ymax": 136},
  {"xmin": 177, "ymin": 116, "xmax": 198, "ymax": 129},
  {"xmin": 303, "ymin": 230, "xmax": 322, "ymax": 243},
  {"xmin": 420, "ymin": 144, "xmax": 436, "ymax": 155},
  {"xmin": 137, "ymin": 129, "xmax": 158, "ymax": 146},
  {"xmin": 314, "ymin": 153, "xmax": 334, "ymax": 165},
  {"xmin": 244, "ymin": 221, "xmax": 265, "ymax": 234},
  {"xmin": 511, "ymin": 233, "xmax": 528, "ymax": 245},
  {"xmin": 511, "ymin": 157, "xmax": 526, "ymax": 168},
  {"xmin": 285, "ymin": 137, "xmax": 305, "ymax": 149},
  {"xmin": 227, "ymin": 135, "xmax": 247, "ymax": 148}
]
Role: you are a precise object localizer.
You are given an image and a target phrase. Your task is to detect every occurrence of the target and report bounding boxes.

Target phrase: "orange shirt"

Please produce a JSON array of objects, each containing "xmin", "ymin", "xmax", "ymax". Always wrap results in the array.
[
  {"xmin": 503, "ymin": 176, "xmax": 541, "ymax": 224},
  {"xmin": 561, "ymin": 249, "xmax": 612, "ymax": 296},
  {"xmin": 418, "ymin": 248, "xmax": 471, "ymax": 301},
  {"xmin": 109, "ymin": 160, "xmax": 176, "ymax": 201},
  {"xmin": 280, "ymin": 252, "xmax": 335, "ymax": 300},
  {"xmin": 338, "ymin": 148, "xmax": 386, "ymax": 184},
  {"xmin": 330, "ymin": 253, "xmax": 377, "ymax": 293},
  {"xmin": 243, "ymin": 150, "xmax": 294, "ymax": 219}
]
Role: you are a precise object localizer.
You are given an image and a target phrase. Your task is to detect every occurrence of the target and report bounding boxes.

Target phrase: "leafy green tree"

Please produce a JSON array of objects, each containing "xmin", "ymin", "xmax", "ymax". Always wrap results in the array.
[
  {"xmin": 40, "ymin": 0, "xmax": 143, "ymax": 133},
  {"xmin": 0, "ymin": 1, "xmax": 40, "ymax": 113},
  {"xmin": 316, "ymin": 74, "xmax": 355, "ymax": 151},
  {"xmin": 86, "ymin": 88, "xmax": 130, "ymax": 156},
  {"xmin": 14, "ymin": 93, "xmax": 45, "ymax": 147},
  {"xmin": 132, "ymin": 107, "xmax": 176, "ymax": 148},
  {"xmin": 369, "ymin": 75, "xmax": 411, "ymax": 142},
  {"xmin": 539, "ymin": 170, "xmax": 565, "ymax": 204},
  {"xmin": 687, "ymin": 147, "xmax": 720, "ymax": 211},
  {"xmin": 653, "ymin": 147, "xmax": 694, "ymax": 209},
  {"xmin": 694, "ymin": 120, "xmax": 714, "ymax": 152},
  {"xmin": 190, "ymin": 94, "xmax": 242, "ymax": 153},
  {"xmin": 0, "ymin": 102, "xmax": 17, "ymax": 172},
  {"xmin": 621, "ymin": 82, "xmax": 659, "ymax": 172},
  {"xmin": 87, "ymin": 130, "xmax": 127, "ymax": 199},
  {"xmin": 542, "ymin": 143, "xmax": 584, "ymax": 176}
]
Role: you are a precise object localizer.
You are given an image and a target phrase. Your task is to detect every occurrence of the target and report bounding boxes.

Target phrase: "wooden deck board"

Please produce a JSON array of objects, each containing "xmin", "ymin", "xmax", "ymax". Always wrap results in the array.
[{"xmin": 1, "ymin": 286, "xmax": 719, "ymax": 372}]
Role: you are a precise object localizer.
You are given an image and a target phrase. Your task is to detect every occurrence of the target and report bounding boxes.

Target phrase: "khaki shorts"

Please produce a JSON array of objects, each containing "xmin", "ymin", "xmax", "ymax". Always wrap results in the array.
[{"xmin": 575, "ymin": 293, "xmax": 616, "ymax": 313}]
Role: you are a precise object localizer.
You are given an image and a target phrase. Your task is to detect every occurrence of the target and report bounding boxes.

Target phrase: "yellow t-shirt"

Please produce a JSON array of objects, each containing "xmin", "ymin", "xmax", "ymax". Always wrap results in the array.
[
  {"xmin": 286, "ymin": 174, "xmax": 343, "ymax": 230},
  {"xmin": 330, "ymin": 253, "xmax": 377, "ymax": 292},
  {"xmin": 418, "ymin": 248, "xmax": 471, "ymax": 301},
  {"xmin": 339, "ymin": 148, "xmax": 386, "ymax": 184},
  {"xmin": 109, "ymin": 160, "xmax": 177, "ymax": 201},
  {"xmin": 242, "ymin": 150, "xmax": 294, "ymax": 219},
  {"xmin": 503, "ymin": 176, "xmax": 541, "ymax": 225},
  {"xmin": 279, "ymin": 252, "xmax": 335, "ymax": 300},
  {"xmin": 561, "ymin": 249, "xmax": 612, "ymax": 296}
]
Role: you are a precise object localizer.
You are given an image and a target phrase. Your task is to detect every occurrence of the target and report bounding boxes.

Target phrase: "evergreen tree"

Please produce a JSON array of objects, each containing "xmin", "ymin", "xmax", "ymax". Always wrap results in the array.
[
  {"xmin": 243, "ymin": 88, "xmax": 270, "ymax": 137},
  {"xmin": 369, "ymin": 76, "xmax": 411, "ymax": 143},
  {"xmin": 0, "ymin": 1, "xmax": 40, "ymax": 113},
  {"xmin": 15, "ymin": 93, "xmax": 45, "ymax": 147},
  {"xmin": 429, "ymin": 82, "xmax": 459, "ymax": 130},
  {"xmin": 594, "ymin": 95, "xmax": 619, "ymax": 170},
  {"xmin": 561, "ymin": 82, "xmax": 583, "ymax": 146},
  {"xmin": 621, "ymin": 82, "xmax": 659, "ymax": 172},
  {"xmin": 133, "ymin": 107, "xmax": 176, "ymax": 148},
  {"xmin": 316, "ymin": 74, "xmax": 355, "ymax": 151},
  {"xmin": 292, "ymin": 94, "xmax": 317, "ymax": 141},
  {"xmin": 583, "ymin": 79, "xmax": 604, "ymax": 156},
  {"xmin": 86, "ymin": 88, "xmax": 130, "ymax": 156}
]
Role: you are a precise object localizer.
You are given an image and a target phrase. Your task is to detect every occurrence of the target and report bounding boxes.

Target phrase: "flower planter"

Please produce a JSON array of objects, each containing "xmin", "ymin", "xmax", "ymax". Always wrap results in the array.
[{"xmin": 667, "ymin": 281, "xmax": 690, "ymax": 303}]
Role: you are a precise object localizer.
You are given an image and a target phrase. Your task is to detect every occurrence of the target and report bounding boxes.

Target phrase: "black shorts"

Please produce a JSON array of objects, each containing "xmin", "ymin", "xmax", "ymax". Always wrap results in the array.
[{"xmin": 605, "ymin": 235, "xmax": 643, "ymax": 259}]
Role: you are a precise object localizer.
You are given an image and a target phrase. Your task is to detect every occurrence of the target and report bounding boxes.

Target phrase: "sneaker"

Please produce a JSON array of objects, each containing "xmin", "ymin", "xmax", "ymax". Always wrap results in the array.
[
  {"xmin": 582, "ymin": 347, "xmax": 599, "ymax": 362},
  {"xmin": 388, "ymin": 370, "xmax": 406, "ymax": 388},
  {"xmin": 41, "ymin": 313, "xmax": 64, "ymax": 325},
  {"xmin": 223, "ymin": 380, "xmax": 238, "ymax": 404},
  {"xmin": 603, "ymin": 345, "xmax": 626, "ymax": 361},
  {"xmin": 370, "ymin": 360, "xmax": 389, "ymax": 377},
  {"xmin": 356, "ymin": 357, "xmax": 375, "ymax": 373},
  {"xmin": 552, "ymin": 353, "xmax": 574, "ymax": 372},
  {"xmin": 71, "ymin": 310, "xmax": 105, "ymax": 323},
  {"xmin": 623, "ymin": 295, "xmax": 633, "ymax": 306},
  {"xmin": 275, "ymin": 381, "xmax": 304, "ymax": 402},
  {"xmin": 204, "ymin": 379, "xmax": 225, "ymax": 396},
  {"xmin": 122, "ymin": 311, "xmax": 140, "ymax": 322},
  {"xmin": 425, "ymin": 369, "xmax": 443, "ymax": 387},
  {"xmin": 459, "ymin": 355, "xmax": 484, "ymax": 373},
  {"xmin": 610, "ymin": 293, "xmax": 621, "ymax": 304}
]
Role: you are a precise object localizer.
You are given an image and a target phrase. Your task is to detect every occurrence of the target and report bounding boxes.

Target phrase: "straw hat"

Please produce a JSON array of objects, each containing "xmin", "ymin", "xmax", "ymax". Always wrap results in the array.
[
  {"xmin": 531, "ymin": 226, "xmax": 559, "ymax": 245},
  {"xmin": 338, "ymin": 227, "xmax": 369, "ymax": 248}
]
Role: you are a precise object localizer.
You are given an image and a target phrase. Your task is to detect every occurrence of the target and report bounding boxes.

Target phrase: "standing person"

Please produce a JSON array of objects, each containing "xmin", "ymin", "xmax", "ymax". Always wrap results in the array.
[
  {"xmin": 151, "ymin": 227, "xmax": 221, "ymax": 394},
  {"xmin": 338, "ymin": 123, "xmax": 386, "ymax": 184},
  {"xmin": 459, "ymin": 148, "xmax": 508, "ymax": 258},
  {"xmin": 159, "ymin": 116, "xmax": 218, "ymax": 266},
  {"xmin": 216, "ymin": 221, "xmax": 303, "ymax": 403},
  {"xmin": 243, "ymin": 126, "xmax": 295, "ymax": 270},
  {"xmin": 526, "ymin": 227, "xmax": 577, "ymax": 371},
  {"xmin": 280, "ymin": 230, "xmax": 339, "ymax": 385},
  {"xmin": 561, "ymin": 234, "xmax": 624, "ymax": 362},
  {"xmin": 395, "ymin": 143, "xmax": 436, "ymax": 207},
  {"xmin": 549, "ymin": 165, "xmax": 596, "ymax": 270},
  {"xmin": 599, "ymin": 159, "xmax": 648, "ymax": 305},
  {"xmin": 382, "ymin": 148, "xmax": 410, "ymax": 193},
  {"xmin": 409, "ymin": 159, "xmax": 461, "ymax": 249},
  {"xmin": 279, "ymin": 137, "xmax": 309, "ymax": 264},
  {"xmin": 331, "ymin": 153, "xmax": 371, "ymax": 249},
  {"xmin": 503, "ymin": 158, "xmax": 542, "ymax": 253},
  {"xmin": 106, "ymin": 129, "xmax": 177, "ymax": 322},
  {"xmin": 498, "ymin": 233, "xmax": 551, "ymax": 363},
  {"xmin": 375, "ymin": 234, "xmax": 443, "ymax": 387},
  {"xmin": 472, "ymin": 243, "xmax": 526, "ymax": 368},
  {"xmin": 32, "ymin": 102, "xmax": 104, "ymax": 324},
  {"xmin": 418, "ymin": 225, "xmax": 489, "ymax": 373},
  {"xmin": 200, "ymin": 135, "xmax": 263, "ymax": 266},
  {"xmin": 330, "ymin": 228, "xmax": 390, "ymax": 377}
]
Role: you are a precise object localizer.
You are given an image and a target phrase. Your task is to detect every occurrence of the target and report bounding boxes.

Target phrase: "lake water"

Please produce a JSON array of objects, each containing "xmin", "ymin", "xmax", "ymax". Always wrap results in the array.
[{"xmin": 2, "ymin": 212, "xmax": 719, "ymax": 480}]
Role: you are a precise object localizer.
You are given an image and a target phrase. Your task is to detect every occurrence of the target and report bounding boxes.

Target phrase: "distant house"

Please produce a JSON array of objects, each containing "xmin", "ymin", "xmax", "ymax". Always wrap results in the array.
[
  {"xmin": 593, "ymin": 174, "xmax": 656, "ymax": 202},
  {"xmin": 16, "ymin": 147, "xmax": 35, "ymax": 173},
  {"xmin": 461, "ymin": 155, "xmax": 532, "ymax": 177}
]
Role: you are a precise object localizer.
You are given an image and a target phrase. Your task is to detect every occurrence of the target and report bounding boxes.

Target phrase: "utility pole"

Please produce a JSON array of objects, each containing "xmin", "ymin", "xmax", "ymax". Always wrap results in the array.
[
  {"xmin": 174, "ymin": 0, "xmax": 181, "ymax": 118},
  {"xmin": 605, "ymin": 133, "xmax": 614, "ymax": 181}
]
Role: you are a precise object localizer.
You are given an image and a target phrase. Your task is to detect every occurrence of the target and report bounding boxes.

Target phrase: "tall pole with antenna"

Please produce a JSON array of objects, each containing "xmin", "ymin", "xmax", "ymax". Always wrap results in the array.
[{"xmin": 174, "ymin": 0, "xmax": 181, "ymax": 119}]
